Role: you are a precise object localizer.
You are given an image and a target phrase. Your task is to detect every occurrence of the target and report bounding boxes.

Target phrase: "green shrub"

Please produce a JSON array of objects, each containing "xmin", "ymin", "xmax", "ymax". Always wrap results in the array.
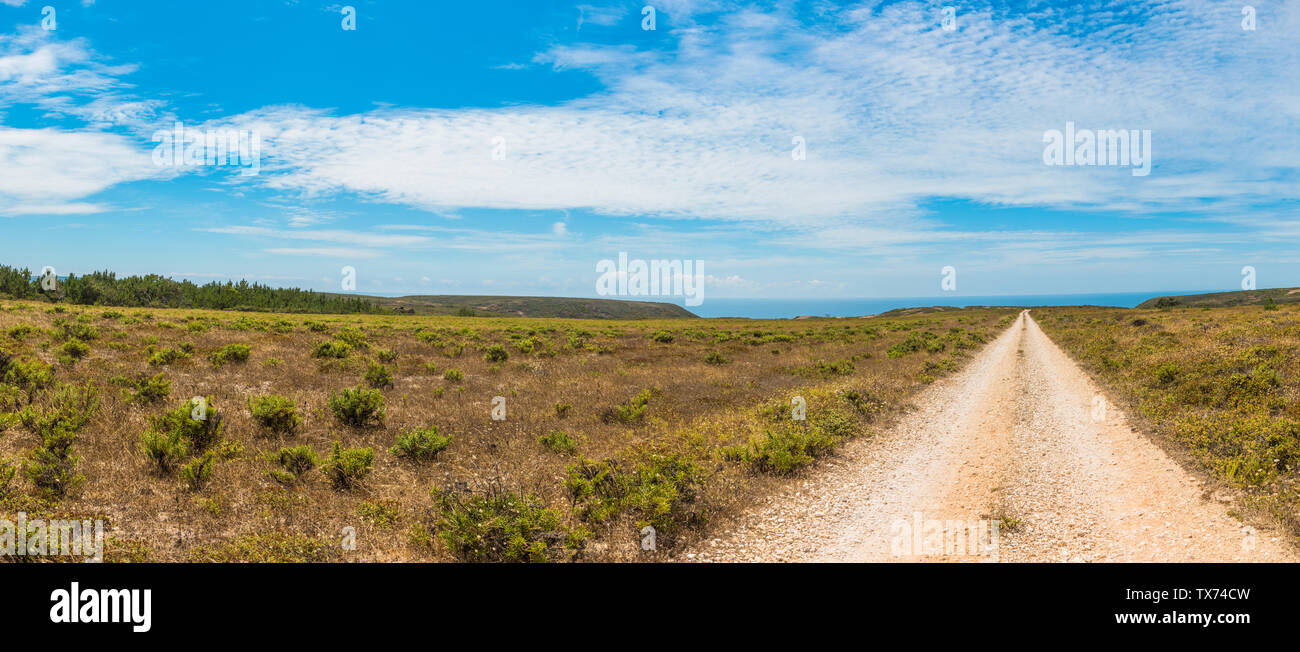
[
  {"xmin": 249, "ymin": 395, "xmax": 302, "ymax": 435},
  {"xmin": 601, "ymin": 389, "xmax": 652, "ymax": 424},
  {"xmin": 24, "ymin": 444, "xmax": 84, "ymax": 498},
  {"xmin": 60, "ymin": 338, "xmax": 90, "ymax": 360},
  {"xmin": 210, "ymin": 343, "xmax": 251, "ymax": 367},
  {"xmin": 375, "ymin": 348, "xmax": 398, "ymax": 363},
  {"xmin": 431, "ymin": 487, "xmax": 587, "ymax": 562},
  {"xmin": 358, "ymin": 499, "xmax": 400, "ymax": 528},
  {"xmin": 483, "ymin": 344, "xmax": 509, "ymax": 363},
  {"xmin": 147, "ymin": 347, "xmax": 189, "ymax": 366},
  {"xmin": 141, "ymin": 429, "xmax": 190, "ymax": 474},
  {"xmin": 270, "ymin": 445, "xmax": 318, "ymax": 485},
  {"xmin": 18, "ymin": 384, "xmax": 97, "ymax": 497},
  {"xmin": 335, "ymin": 328, "xmax": 369, "ymax": 350},
  {"xmin": 364, "ymin": 363, "xmax": 394, "ymax": 388},
  {"xmin": 117, "ymin": 372, "xmax": 171, "ymax": 404},
  {"xmin": 887, "ymin": 331, "xmax": 943, "ymax": 358},
  {"xmin": 564, "ymin": 452, "xmax": 705, "ymax": 546},
  {"xmin": 0, "ymin": 456, "xmax": 15, "ymax": 495},
  {"xmin": 321, "ymin": 442, "xmax": 375, "ymax": 491},
  {"xmin": 53, "ymin": 321, "xmax": 98, "ymax": 342},
  {"xmin": 180, "ymin": 452, "xmax": 216, "ymax": 491},
  {"xmin": 390, "ymin": 426, "xmax": 453, "ymax": 461},
  {"xmin": 539, "ymin": 429, "xmax": 579, "ymax": 455},
  {"xmin": 724, "ymin": 408, "xmax": 858, "ymax": 474},
  {"xmin": 443, "ymin": 369, "xmax": 464, "ymax": 383},
  {"xmin": 151, "ymin": 396, "xmax": 224, "ymax": 452},
  {"xmin": 313, "ymin": 340, "xmax": 352, "ymax": 359},
  {"xmin": 651, "ymin": 330, "xmax": 674, "ymax": 343},
  {"xmin": 18, "ymin": 383, "xmax": 99, "ymax": 443},
  {"xmin": 703, "ymin": 351, "xmax": 728, "ymax": 365},
  {"xmin": 2, "ymin": 356, "xmax": 53, "ymax": 394},
  {"xmin": 553, "ymin": 402, "xmax": 572, "ymax": 419},
  {"xmin": 1155, "ymin": 363, "xmax": 1180, "ymax": 385},
  {"xmin": 841, "ymin": 388, "xmax": 886, "ymax": 418},
  {"xmin": 328, "ymin": 386, "xmax": 386, "ymax": 427}
]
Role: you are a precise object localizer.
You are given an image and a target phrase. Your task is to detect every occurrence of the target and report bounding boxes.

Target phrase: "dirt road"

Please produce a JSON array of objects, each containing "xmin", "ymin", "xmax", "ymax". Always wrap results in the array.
[{"xmin": 687, "ymin": 311, "xmax": 1295, "ymax": 562}]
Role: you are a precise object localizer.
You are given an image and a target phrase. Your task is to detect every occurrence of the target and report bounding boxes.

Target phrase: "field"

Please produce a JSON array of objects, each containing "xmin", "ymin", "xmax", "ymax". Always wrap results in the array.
[
  {"xmin": 1036, "ymin": 303, "xmax": 1300, "ymax": 540},
  {"xmin": 0, "ymin": 299, "xmax": 1013, "ymax": 562}
]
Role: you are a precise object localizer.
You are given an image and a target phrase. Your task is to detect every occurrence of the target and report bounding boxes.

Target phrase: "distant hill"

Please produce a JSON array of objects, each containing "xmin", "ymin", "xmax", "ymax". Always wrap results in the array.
[
  {"xmin": 329, "ymin": 294, "xmax": 699, "ymax": 319},
  {"xmin": 1136, "ymin": 288, "xmax": 1300, "ymax": 309}
]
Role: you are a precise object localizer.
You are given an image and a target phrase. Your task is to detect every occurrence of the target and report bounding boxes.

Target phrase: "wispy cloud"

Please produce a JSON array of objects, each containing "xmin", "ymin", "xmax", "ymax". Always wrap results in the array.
[{"xmin": 212, "ymin": 0, "xmax": 1299, "ymax": 233}]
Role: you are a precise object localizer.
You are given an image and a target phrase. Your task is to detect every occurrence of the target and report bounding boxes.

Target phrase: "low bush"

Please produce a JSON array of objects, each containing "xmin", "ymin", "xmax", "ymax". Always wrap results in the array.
[
  {"xmin": 483, "ymin": 344, "xmax": 509, "ymax": 363},
  {"xmin": 151, "ymin": 396, "xmax": 224, "ymax": 452},
  {"xmin": 539, "ymin": 429, "xmax": 579, "ymax": 455},
  {"xmin": 115, "ymin": 372, "xmax": 171, "ymax": 404},
  {"xmin": 147, "ymin": 347, "xmax": 189, "ymax": 367},
  {"xmin": 724, "ymin": 408, "xmax": 858, "ymax": 475},
  {"xmin": 248, "ymin": 395, "xmax": 302, "ymax": 435},
  {"xmin": 60, "ymin": 338, "xmax": 90, "ymax": 360},
  {"xmin": 321, "ymin": 442, "xmax": 375, "ymax": 491},
  {"xmin": 390, "ymin": 426, "xmax": 452, "ymax": 461},
  {"xmin": 601, "ymin": 389, "xmax": 652, "ymax": 425},
  {"xmin": 431, "ymin": 486, "xmax": 587, "ymax": 562},
  {"xmin": 141, "ymin": 429, "xmax": 190, "ymax": 474},
  {"xmin": 313, "ymin": 340, "xmax": 352, "ymax": 359},
  {"xmin": 328, "ymin": 386, "xmax": 386, "ymax": 427},
  {"xmin": 269, "ymin": 445, "xmax": 318, "ymax": 485},
  {"xmin": 364, "ymin": 363, "xmax": 394, "ymax": 389},
  {"xmin": 210, "ymin": 343, "xmax": 251, "ymax": 367},
  {"xmin": 180, "ymin": 452, "xmax": 216, "ymax": 491},
  {"xmin": 564, "ymin": 452, "xmax": 705, "ymax": 547}
]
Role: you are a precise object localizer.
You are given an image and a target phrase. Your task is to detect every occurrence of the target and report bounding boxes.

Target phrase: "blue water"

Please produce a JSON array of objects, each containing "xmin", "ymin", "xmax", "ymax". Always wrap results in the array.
[{"xmin": 681, "ymin": 291, "xmax": 1204, "ymax": 319}]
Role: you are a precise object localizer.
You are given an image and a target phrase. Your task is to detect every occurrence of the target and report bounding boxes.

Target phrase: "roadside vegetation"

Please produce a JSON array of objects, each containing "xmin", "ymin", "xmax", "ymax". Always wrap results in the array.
[
  {"xmin": 1037, "ymin": 304, "xmax": 1300, "ymax": 541},
  {"xmin": 0, "ymin": 297, "xmax": 1011, "ymax": 561}
]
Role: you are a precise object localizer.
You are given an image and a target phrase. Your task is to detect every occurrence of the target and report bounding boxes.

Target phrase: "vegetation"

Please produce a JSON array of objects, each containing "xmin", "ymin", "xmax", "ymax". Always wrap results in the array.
[
  {"xmin": 328, "ymin": 387, "xmax": 386, "ymax": 427},
  {"xmin": 0, "ymin": 294, "xmax": 1011, "ymax": 561},
  {"xmin": 539, "ymin": 429, "xmax": 580, "ymax": 455},
  {"xmin": 0, "ymin": 264, "xmax": 383, "ymax": 313},
  {"xmin": 321, "ymin": 442, "xmax": 375, "ymax": 491},
  {"xmin": 430, "ymin": 485, "xmax": 588, "ymax": 562},
  {"xmin": 1037, "ymin": 303, "xmax": 1300, "ymax": 542},
  {"xmin": 390, "ymin": 426, "xmax": 452, "ymax": 461},
  {"xmin": 270, "ymin": 445, "xmax": 319, "ymax": 485},
  {"xmin": 210, "ymin": 343, "xmax": 251, "ymax": 367},
  {"xmin": 249, "ymin": 395, "xmax": 302, "ymax": 436}
]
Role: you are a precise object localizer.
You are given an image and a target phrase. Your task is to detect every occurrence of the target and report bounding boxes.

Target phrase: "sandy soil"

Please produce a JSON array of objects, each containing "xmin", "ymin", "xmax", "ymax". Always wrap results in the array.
[{"xmin": 685, "ymin": 311, "xmax": 1296, "ymax": 563}]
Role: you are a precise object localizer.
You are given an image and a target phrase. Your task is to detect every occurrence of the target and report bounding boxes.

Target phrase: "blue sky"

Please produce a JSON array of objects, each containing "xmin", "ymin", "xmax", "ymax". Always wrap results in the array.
[{"xmin": 1, "ymin": 0, "xmax": 1298, "ymax": 301}]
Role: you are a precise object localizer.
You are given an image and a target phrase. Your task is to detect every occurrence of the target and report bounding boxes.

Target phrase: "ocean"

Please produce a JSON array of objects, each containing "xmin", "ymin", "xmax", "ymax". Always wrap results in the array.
[{"xmin": 681, "ymin": 291, "xmax": 1205, "ymax": 319}]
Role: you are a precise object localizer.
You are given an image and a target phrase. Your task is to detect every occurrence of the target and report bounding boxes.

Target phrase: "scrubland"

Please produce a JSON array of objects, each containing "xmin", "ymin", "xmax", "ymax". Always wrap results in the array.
[
  {"xmin": 1037, "ymin": 304, "xmax": 1300, "ymax": 540},
  {"xmin": 0, "ymin": 300, "xmax": 1012, "ymax": 562}
]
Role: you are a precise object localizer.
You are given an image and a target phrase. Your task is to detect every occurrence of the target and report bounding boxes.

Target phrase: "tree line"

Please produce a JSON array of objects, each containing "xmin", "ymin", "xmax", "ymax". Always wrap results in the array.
[{"xmin": 0, "ymin": 265, "xmax": 386, "ymax": 314}]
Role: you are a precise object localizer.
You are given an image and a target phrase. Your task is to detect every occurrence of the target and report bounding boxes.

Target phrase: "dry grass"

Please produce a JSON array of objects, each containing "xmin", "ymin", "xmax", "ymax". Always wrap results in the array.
[{"xmin": 0, "ymin": 300, "xmax": 1015, "ymax": 561}]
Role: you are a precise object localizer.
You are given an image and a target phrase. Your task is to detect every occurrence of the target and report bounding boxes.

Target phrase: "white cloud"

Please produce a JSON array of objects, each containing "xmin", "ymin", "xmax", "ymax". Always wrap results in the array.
[
  {"xmin": 0, "ymin": 127, "xmax": 164, "ymax": 216},
  {"xmin": 577, "ymin": 4, "xmax": 626, "ymax": 30},
  {"xmin": 208, "ymin": 0, "xmax": 1298, "ymax": 234},
  {"xmin": 200, "ymin": 225, "xmax": 434, "ymax": 248},
  {"xmin": 264, "ymin": 247, "xmax": 383, "ymax": 259}
]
